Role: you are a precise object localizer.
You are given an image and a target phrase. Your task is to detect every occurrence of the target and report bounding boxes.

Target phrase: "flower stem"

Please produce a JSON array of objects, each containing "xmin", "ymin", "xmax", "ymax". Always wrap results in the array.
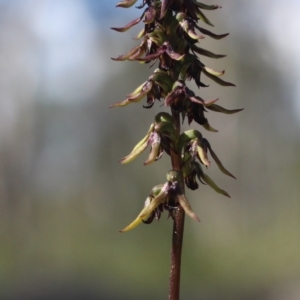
[
  {"xmin": 169, "ymin": 206, "xmax": 185, "ymax": 300},
  {"xmin": 169, "ymin": 108, "xmax": 185, "ymax": 300}
]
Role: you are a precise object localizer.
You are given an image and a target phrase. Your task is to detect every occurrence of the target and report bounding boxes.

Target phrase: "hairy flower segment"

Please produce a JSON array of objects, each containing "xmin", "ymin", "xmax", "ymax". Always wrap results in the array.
[{"xmin": 112, "ymin": 0, "xmax": 241, "ymax": 231}]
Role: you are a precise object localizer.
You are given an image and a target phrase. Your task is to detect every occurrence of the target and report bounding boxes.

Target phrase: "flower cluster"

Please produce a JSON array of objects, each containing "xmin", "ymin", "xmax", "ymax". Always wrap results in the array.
[{"xmin": 111, "ymin": 0, "xmax": 242, "ymax": 231}]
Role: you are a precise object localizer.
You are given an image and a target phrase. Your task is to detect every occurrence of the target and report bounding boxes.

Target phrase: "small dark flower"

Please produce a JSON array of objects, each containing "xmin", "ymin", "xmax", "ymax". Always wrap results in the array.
[
  {"xmin": 136, "ymin": 41, "xmax": 185, "ymax": 71},
  {"xmin": 120, "ymin": 170, "xmax": 200, "ymax": 232},
  {"xmin": 183, "ymin": 159, "xmax": 204, "ymax": 190},
  {"xmin": 109, "ymin": 69, "xmax": 174, "ymax": 108},
  {"xmin": 119, "ymin": 113, "xmax": 176, "ymax": 165},
  {"xmin": 178, "ymin": 129, "xmax": 236, "ymax": 196},
  {"xmin": 183, "ymin": 159, "xmax": 230, "ymax": 197},
  {"xmin": 164, "ymin": 80, "xmax": 218, "ymax": 112},
  {"xmin": 179, "ymin": 129, "xmax": 236, "ymax": 177},
  {"xmin": 185, "ymin": 102, "xmax": 218, "ymax": 132}
]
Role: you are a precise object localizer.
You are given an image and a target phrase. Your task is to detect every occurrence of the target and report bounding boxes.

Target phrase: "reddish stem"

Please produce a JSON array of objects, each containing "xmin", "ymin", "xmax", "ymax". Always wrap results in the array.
[
  {"xmin": 169, "ymin": 206, "xmax": 185, "ymax": 300},
  {"xmin": 169, "ymin": 109, "xmax": 185, "ymax": 300}
]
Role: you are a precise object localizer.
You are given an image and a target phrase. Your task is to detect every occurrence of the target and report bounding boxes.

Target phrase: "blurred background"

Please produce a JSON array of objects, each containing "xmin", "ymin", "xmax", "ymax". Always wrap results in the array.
[{"xmin": 0, "ymin": 0, "xmax": 299, "ymax": 299}]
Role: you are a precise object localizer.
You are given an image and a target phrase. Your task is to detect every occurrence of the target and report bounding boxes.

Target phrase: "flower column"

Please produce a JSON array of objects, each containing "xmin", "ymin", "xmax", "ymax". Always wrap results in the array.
[{"xmin": 111, "ymin": 1, "xmax": 241, "ymax": 299}]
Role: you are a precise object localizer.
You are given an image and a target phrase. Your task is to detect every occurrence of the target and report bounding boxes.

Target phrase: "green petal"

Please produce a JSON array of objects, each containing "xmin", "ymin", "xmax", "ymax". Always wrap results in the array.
[
  {"xmin": 191, "ymin": 45, "xmax": 226, "ymax": 59},
  {"xmin": 179, "ymin": 20, "xmax": 205, "ymax": 40},
  {"xmin": 202, "ymin": 120, "xmax": 218, "ymax": 132},
  {"xmin": 134, "ymin": 28, "xmax": 145, "ymax": 40},
  {"xmin": 203, "ymin": 66, "xmax": 225, "ymax": 76},
  {"xmin": 151, "ymin": 71, "xmax": 173, "ymax": 94},
  {"xmin": 131, "ymin": 124, "xmax": 154, "ymax": 152},
  {"xmin": 120, "ymin": 140, "xmax": 149, "ymax": 164},
  {"xmin": 154, "ymin": 112, "xmax": 173, "ymax": 123},
  {"xmin": 206, "ymin": 142, "xmax": 236, "ymax": 179},
  {"xmin": 154, "ymin": 122, "xmax": 176, "ymax": 140},
  {"xmin": 119, "ymin": 214, "xmax": 145, "ymax": 232},
  {"xmin": 178, "ymin": 130, "xmax": 202, "ymax": 152},
  {"xmin": 127, "ymin": 81, "xmax": 149, "ymax": 97},
  {"xmin": 120, "ymin": 124, "xmax": 154, "ymax": 164},
  {"xmin": 120, "ymin": 198, "xmax": 152, "ymax": 232},
  {"xmin": 148, "ymin": 29, "xmax": 167, "ymax": 46},
  {"xmin": 197, "ymin": 27, "xmax": 229, "ymax": 40},
  {"xmin": 139, "ymin": 183, "xmax": 169, "ymax": 219},
  {"xmin": 203, "ymin": 98, "xmax": 219, "ymax": 106},
  {"xmin": 109, "ymin": 99, "xmax": 132, "ymax": 108},
  {"xmin": 182, "ymin": 156, "xmax": 193, "ymax": 178},
  {"xmin": 206, "ymin": 104, "xmax": 244, "ymax": 114},
  {"xmin": 176, "ymin": 193, "xmax": 200, "ymax": 222},
  {"xmin": 187, "ymin": 29, "xmax": 205, "ymax": 40},
  {"xmin": 196, "ymin": 10, "xmax": 214, "ymax": 26},
  {"xmin": 200, "ymin": 173, "xmax": 230, "ymax": 198},
  {"xmin": 203, "ymin": 69, "xmax": 235, "ymax": 87},
  {"xmin": 110, "ymin": 81, "xmax": 153, "ymax": 107},
  {"xmin": 144, "ymin": 142, "xmax": 161, "ymax": 165},
  {"xmin": 120, "ymin": 183, "xmax": 168, "ymax": 232},
  {"xmin": 197, "ymin": 144, "xmax": 210, "ymax": 167},
  {"xmin": 195, "ymin": 3, "xmax": 221, "ymax": 10},
  {"xmin": 128, "ymin": 91, "xmax": 148, "ymax": 103}
]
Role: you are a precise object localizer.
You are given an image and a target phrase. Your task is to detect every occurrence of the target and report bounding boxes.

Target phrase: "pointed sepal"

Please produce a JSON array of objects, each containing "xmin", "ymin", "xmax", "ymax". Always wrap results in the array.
[{"xmin": 116, "ymin": 0, "xmax": 138, "ymax": 8}]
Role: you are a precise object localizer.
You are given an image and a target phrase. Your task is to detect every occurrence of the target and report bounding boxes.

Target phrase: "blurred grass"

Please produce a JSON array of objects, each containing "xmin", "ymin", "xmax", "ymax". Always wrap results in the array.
[{"xmin": 0, "ymin": 187, "xmax": 299, "ymax": 299}]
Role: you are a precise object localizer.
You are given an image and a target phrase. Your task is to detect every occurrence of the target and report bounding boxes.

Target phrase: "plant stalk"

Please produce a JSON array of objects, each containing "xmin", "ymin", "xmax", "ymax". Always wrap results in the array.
[{"xmin": 169, "ymin": 108, "xmax": 185, "ymax": 300}]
